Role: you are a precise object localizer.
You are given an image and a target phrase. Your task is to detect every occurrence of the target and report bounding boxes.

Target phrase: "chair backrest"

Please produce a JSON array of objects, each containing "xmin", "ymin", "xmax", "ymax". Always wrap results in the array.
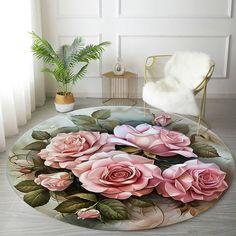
[
  {"xmin": 144, "ymin": 55, "xmax": 171, "ymax": 82},
  {"xmin": 144, "ymin": 54, "xmax": 215, "ymax": 94}
]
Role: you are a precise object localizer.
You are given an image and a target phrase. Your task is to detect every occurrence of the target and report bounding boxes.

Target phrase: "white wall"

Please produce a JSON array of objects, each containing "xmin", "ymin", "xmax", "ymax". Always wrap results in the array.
[{"xmin": 41, "ymin": 0, "xmax": 236, "ymax": 98}]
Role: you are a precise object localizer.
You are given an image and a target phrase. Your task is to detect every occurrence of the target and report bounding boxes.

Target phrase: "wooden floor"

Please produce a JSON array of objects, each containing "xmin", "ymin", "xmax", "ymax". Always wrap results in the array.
[{"xmin": 0, "ymin": 98, "xmax": 236, "ymax": 236}]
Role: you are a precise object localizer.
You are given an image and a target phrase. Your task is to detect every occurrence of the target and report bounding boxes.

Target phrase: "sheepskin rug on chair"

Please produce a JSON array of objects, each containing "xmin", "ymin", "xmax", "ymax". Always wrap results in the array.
[{"xmin": 142, "ymin": 52, "xmax": 211, "ymax": 116}]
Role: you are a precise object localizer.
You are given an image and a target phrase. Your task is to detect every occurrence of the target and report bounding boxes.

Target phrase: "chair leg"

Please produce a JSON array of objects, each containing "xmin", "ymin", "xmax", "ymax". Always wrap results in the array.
[
  {"xmin": 202, "ymin": 84, "xmax": 207, "ymax": 120},
  {"xmin": 197, "ymin": 82, "xmax": 208, "ymax": 134}
]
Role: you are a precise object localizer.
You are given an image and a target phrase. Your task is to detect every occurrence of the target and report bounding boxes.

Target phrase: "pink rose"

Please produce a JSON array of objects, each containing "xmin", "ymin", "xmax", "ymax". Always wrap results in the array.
[
  {"xmin": 76, "ymin": 208, "xmax": 100, "ymax": 220},
  {"xmin": 108, "ymin": 124, "xmax": 196, "ymax": 158},
  {"xmin": 72, "ymin": 151, "xmax": 162, "ymax": 199},
  {"xmin": 154, "ymin": 114, "xmax": 172, "ymax": 127},
  {"xmin": 34, "ymin": 172, "xmax": 73, "ymax": 191},
  {"xmin": 38, "ymin": 131, "xmax": 115, "ymax": 169},
  {"xmin": 157, "ymin": 159, "xmax": 228, "ymax": 203}
]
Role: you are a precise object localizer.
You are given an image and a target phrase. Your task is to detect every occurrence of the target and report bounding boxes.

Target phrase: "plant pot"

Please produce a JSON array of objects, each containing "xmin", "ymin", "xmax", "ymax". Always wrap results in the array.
[{"xmin": 54, "ymin": 93, "xmax": 75, "ymax": 113}]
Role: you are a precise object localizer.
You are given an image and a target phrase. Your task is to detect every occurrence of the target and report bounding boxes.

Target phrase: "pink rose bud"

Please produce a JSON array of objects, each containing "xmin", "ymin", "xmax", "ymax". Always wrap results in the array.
[
  {"xmin": 154, "ymin": 114, "xmax": 172, "ymax": 127},
  {"xmin": 76, "ymin": 208, "xmax": 100, "ymax": 220},
  {"xmin": 34, "ymin": 172, "xmax": 73, "ymax": 191},
  {"xmin": 19, "ymin": 166, "xmax": 33, "ymax": 174}
]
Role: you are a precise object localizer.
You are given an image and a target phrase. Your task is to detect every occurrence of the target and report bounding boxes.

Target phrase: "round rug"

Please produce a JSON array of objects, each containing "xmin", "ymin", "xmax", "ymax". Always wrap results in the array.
[{"xmin": 7, "ymin": 106, "xmax": 234, "ymax": 231}]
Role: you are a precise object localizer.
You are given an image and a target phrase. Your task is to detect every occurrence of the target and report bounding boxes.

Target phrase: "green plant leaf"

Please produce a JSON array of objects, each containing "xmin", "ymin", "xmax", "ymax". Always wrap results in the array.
[
  {"xmin": 31, "ymin": 32, "xmax": 110, "ymax": 94},
  {"xmin": 128, "ymin": 197, "xmax": 153, "ymax": 208},
  {"xmin": 24, "ymin": 188, "xmax": 50, "ymax": 207},
  {"xmin": 190, "ymin": 133, "xmax": 211, "ymax": 144},
  {"xmin": 77, "ymin": 124, "xmax": 107, "ymax": 132},
  {"xmin": 71, "ymin": 115, "xmax": 96, "ymax": 126},
  {"xmin": 97, "ymin": 199, "xmax": 128, "ymax": 220},
  {"xmin": 74, "ymin": 42, "xmax": 110, "ymax": 64},
  {"xmin": 26, "ymin": 151, "xmax": 44, "ymax": 167},
  {"xmin": 172, "ymin": 124, "xmax": 190, "ymax": 135},
  {"xmin": 97, "ymin": 120, "xmax": 119, "ymax": 133},
  {"xmin": 15, "ymin": 180, "xmax": 43, "ymax": 193},
  {"xmin": 31, "ymin": 32, "xmax": 63, "ymax": 68},
  {"xmin": 32, "ymin": 130, "xmax": 51, "ymax": 140},
  {"xmin": 50, "ymin": 126, "xmax": 81, "ymax": 137},
  {"xmin": 34, "ymin": 165, "xmax": 60, "ymax": 176},
  {"xmin": 191, "ymin": 143, "xmax": 219, "ymax": 158},
  {"xmin": 72, "ymin": 63, "xmax": 88, "ymax": 83},
  {"xmin": 23, "ymin": 141, "xmax": 47, "ymax": 151},
  {"xmin": 67, "ymin": 193, "xmax": 97, "ymax": 202},
  {"xmin": 154, "ymin": 155, "xmax": 194, "ymax": 171},
  {"xmin": 120, "ymin": 146, "xmax": 141, "ymax": 153},
  {"xmin": 54, "ymin": 197, "xmax": 93, "ymax": 213},
  {"xmin": 124, "ymin": 120, "xmax": 152, "ymax": 127},
  {"xmin": 190, "ymin": 134, "xmax": 197, "ymax": 143},
  {"xmin": 58, "ymin": 37, "xmax": 84, "ymax": 68},
  {"xmin": 91, "ymin": 109, "xmax": 111, "ymax": 120},
  {"xmin": 143, "ymin": 151, "xmax": 157, "ymax": 159}
]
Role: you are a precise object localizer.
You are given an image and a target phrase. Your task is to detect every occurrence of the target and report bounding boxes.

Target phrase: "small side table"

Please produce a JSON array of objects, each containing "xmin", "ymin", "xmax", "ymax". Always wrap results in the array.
[{"xmin": 102, "ymin": 71, "xmax": 138, "ymax": 106}]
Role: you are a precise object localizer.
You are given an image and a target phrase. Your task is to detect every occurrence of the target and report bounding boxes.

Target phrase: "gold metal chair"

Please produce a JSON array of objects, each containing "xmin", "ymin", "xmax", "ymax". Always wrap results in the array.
[{"xmin": 144, "ymin": 55, "xmax": 215, "ymax": 126}]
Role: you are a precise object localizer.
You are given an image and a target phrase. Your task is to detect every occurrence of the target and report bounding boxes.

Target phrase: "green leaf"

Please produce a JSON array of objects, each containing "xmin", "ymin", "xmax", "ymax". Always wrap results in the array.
[
  {"xmin": 143, "ymin": 151, "xmax": 157, "ymax": 159},
  {"xmin": 23, "ymin": 141, "xmax": 47, "ymax": 151},
  {"xmin": 31, "ymin": 31, "xmax": 109, "ymax": 94},
  {"xmin": 31, "ymin": 32, "xmax": 63, "ymax": 68},
  {"xmin": 72, "ymin": 64, "xmax": 88, "ymax": 83},
  {"xmin": 125, "ymin": 120, "xmax": 152, "ymax": 127},
  {"xmin": 91, "ymin": 109, "xmax": 111, "ymax": 120},
  {"xmin": 97, "ymin": 119, "xmax": 119, "ymax": 133},
  {"xmin": 154, "ymin": 155, "xmax": 193, "ymax": 171},
  {"xmin": 34, "ymin": 165, "xmax": 59, "ymax": 176},
  {"xmin": 54, "ymin": 197, "xmax": 93, "ymax": 213},
  {"xmin": 97, "ymin": 199, "xmax": 128, "ymax": 220},
  {"xmin": 128, "ymin": 197, "xmax": 153, "ymax": 208},
  {"xmin": 172, "ymin": 124, "xmax": 190, "ymax": 135},
  {"xmin": 77, "ymin": 124, "xmax": 107, "ymax": 132},
  {"xmin": 26, "ymin": 151, "xmax": 44, "ymax": 167},
  {"xmin": 15, "ymin": 180, "xmax": 43, "ymax": 193},
  {"xmin": 120, "ymin": 146, "xmax": 141, "ymax": 153},
  {"xmin": 191, "ymin": 143, "xmax": 219, "ymax": 158},
  {"xmin": 64, "ymin": 184, "xmax": 84, "ymax": 195},
  {"xmin": 190, "ymin": 134, "xmax": 197, "ymax": 143},
  {"xmin": 50, "ymin": 126, "xmax": 81, "ymax": 137},
  {"xmin": 24, "ymin": 189, "xmax": 50, "ymax": 207},
  {"xmin": 67, "ymin": 193, "xmax": 97, "ymax": 202},
  {"xmin": 190, "ymin": 133, "xmax": 211, "ymax": 144},
  {"xmin": 32, "ymin": 130, "xmax": 51, "ymax": 140},
  {"xmin": 75, "ymin": 42, "xmax": 110, "ymax": 64},
  {"xmin": 71, "ymin": 115, "xmax": 96, "ymax": 126}
]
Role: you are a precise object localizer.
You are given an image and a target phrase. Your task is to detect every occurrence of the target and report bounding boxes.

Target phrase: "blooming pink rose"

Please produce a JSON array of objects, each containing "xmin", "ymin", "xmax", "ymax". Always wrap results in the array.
[
  {"xmin": 34, "ymin": 172, "xmax": 73, "ymax": 191},
  {"xmin": 154, "ymin": 114, "xmax": 172, "ymax": 127},
  {"xmin": 157, "ymin": 159, "xmax": 228, "ymax": 203},
  {"xmin": 72, "ymin": 151, "xmax": 163, "ymax": 199},
  {"xmin": 108, "ymin": 124, "xmax": 196, "ymax": 158},
  {"xmin": 76, "ymin": 208, "xmax": 100, "ymax": 220},
  {"xmin": 38, "ymin": 131, "xmax": 115, "ymax": 169}
]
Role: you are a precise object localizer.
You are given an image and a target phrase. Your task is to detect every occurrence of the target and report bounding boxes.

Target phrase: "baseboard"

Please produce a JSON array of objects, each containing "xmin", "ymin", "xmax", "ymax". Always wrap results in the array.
[{"xmin": 195, "ymin": 93, "xmax": 236, "ymax": 99}]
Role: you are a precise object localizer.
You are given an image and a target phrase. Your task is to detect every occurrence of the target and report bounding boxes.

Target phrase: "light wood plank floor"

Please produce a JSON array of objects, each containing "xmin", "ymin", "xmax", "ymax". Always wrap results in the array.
[{"xmin": 0, "ymin": 98, "xmax": 236, "ymax": 236}]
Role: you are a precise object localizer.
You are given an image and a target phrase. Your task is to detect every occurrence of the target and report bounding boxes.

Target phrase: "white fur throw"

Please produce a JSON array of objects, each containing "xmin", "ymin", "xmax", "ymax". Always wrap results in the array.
[{"xmin": 142, "ymin": 52, "xmax": 211, "ymax": 116}]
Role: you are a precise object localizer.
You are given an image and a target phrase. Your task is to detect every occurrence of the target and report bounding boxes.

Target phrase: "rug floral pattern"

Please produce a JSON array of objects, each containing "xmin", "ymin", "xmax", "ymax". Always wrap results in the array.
[{"xmin": 8, "ymin": 106, "xmax": 234, "ymax": 231}]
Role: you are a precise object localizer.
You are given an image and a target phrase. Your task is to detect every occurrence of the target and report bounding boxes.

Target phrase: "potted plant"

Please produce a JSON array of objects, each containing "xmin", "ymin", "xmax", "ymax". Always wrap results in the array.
[{"xmin": 31, "ymin": 32, "xmax": 110, "ymax": 112}]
